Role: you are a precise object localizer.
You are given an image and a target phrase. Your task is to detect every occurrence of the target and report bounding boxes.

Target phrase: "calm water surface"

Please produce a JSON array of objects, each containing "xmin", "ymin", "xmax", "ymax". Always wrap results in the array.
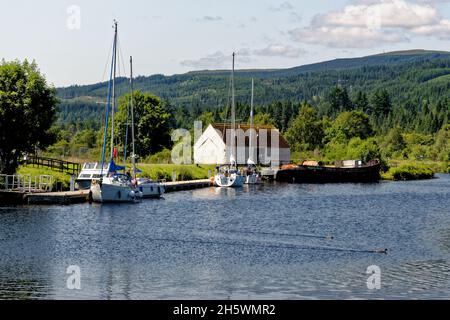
[{"xmin": 0, "ymin": 175, "xmax": 450, "ymax": 299}]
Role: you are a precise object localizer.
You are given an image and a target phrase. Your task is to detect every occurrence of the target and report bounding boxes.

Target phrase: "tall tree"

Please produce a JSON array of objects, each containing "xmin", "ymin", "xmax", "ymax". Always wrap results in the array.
[
  {"xmin": 325, "ymin": 110, "xmax": 373, "ymax": 143},
  {"xmin": 285, "ymin": 103, "xmax": 324, "ymax": 151},
  {"xmin": 329, "ymin": 86, "xmax": 353, "ymax": 114},
  {"xmin": 116, "ymin": 91, "xmax": 173, "ymax": 159},
  {"xmin": 369, "ymin": 89, "xmax": 392, "ymax": 116},
  {"xmin": 352, "ymin": 90, "xmax": 369, "ymax": 111},
  {"xmin": 0, "ymin": 60, "xmax": 58, "ymax": 174}
]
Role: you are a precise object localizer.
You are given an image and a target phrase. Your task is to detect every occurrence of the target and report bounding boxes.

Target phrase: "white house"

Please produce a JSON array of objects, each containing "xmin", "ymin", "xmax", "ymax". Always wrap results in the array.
[{"xmin": 194, "ymin": 123, "xmax": 291, "ymax": 166}]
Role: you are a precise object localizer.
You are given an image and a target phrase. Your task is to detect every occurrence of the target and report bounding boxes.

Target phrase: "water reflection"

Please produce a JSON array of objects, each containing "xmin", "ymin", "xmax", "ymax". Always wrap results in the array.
[{"xmin": 0, "ymin": 175, "xmax": 450, "ymax": 299}]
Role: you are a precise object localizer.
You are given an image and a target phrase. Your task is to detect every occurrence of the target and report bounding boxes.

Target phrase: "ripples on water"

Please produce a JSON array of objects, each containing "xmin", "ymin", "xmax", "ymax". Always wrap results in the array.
[{"xmin": 0, "ymin": 175, "xmax": 449, "ymax": 299}]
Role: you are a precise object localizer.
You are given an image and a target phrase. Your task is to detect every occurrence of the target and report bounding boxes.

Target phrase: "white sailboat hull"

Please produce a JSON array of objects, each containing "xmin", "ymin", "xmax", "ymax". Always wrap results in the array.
[
  {"xmin": 214, "ymin": 173, "xmax": 245, "ymax": 188},
  {"xmin": 90, "ymin": 178, "xmax": 141, "ymax": 203}
]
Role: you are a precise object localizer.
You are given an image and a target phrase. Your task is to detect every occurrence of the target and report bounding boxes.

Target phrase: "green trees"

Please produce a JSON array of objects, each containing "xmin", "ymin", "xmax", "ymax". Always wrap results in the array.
[
  {"xmin": 369, "ymin": 89, "xmax": 392, "ymax": 116},
  {"xmin": 381, "ymin": 127, "xmax": 406, "ymax": 158},
  {"xmin": 0, "ymin": 60, "xmax": 58, "ymax": 174},
  {"xmin": 253, "ymin": 113, "xmax": 276, "ymax": 126},
  {"xmin": 434, "ymin": 124, "xmax": 450, "ymax": 162},
  {"xmin": 196, "ymin": 111, "xmax": 215, "ymax": 127},
  {"xmin": 352, "ymin": 91, "xmax": 369, "ymax": 111},
  {"xmin": 285, "ymin": 103, "xmax": 324, "ymax": 152},
  {"xmin": 328, "ymin": 86, "xmax": 353, "ymax": 113},
  {"xmin": 325, "ymin": 111, "xmax": 373, "ymax": 143},
  {"xmin": 116, "ymin": 91, "xmax": 173, "ymax": 159}
]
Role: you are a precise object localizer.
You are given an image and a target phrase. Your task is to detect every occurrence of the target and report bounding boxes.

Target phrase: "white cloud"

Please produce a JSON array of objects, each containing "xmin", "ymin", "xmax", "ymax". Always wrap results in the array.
[
  {"xmin": 254, "ymin": 44, "xmax": 306, "ymax": 58},
  {"xmin": 180, "ymin": 44, "xmax": 305, "ymax": 70},
  {"xmin": 180, "ymin": 50, "xmax": 253, "ymax": 69},
  {"xmin": 180, "ymin": 51, "xmax": 229, "ymax": 69},
  {"xmin": 312, "ymin": 0, "xmax": 439, "ymax": 28},
  {"xmin": 291, "ymin": 26, "xmax": 408, "ymax": 48},
  {"xmin": 290, "ymin": 0, "xmax": 450, "ymax": 48}
]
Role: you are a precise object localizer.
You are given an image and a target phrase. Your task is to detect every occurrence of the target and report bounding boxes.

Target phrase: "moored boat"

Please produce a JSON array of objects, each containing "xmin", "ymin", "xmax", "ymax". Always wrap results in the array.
[
  {"xmin": 243, "ymin": 78, "xmax": 260, "ymax": 185},
  {"xmin": 127, "ymin": 56, "xmax": 165, "ymax": 199},
  {"xmin": 215, "ymin": 167, "xmax": 245, "ymax": 188},
  {"xmin": 213, "ymin": 52, "xmax": 245, "ymax": 188},
  {"xmin": 90, "ymin": 21, "xmax": 142, "ymax": 203},
  {"xmin": 276, "ymin": 160, "xmax": 381, "ymax": 183},
  {"xmin": 91, "ymin": 175, "xmax": 141, "ymax": 203},
  {"xmin": 76, "ymin": 162, "xmax": 109, "ymax": 189},
  {"xmin": 136, "ymin": 178, "xmax": 165, "ymax": 198}
]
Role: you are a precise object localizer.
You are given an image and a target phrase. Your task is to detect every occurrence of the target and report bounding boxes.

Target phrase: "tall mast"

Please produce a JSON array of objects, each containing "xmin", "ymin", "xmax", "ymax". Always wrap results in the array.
[
  {"xmin": 231, "ymin": 52, "xmax": 236, "ymax": 133},
  {"xmin": 250, "ymin": 78, "xmax": 254, "ymax": 130},
  {"xmin": 130, "ymin": 56, "xmax": 137, "ymax": 178},
  {"xmin": 230, "ymin": 52, "xmax": 236, "ymax": 167},
  {"xmin": 99, "ymin": 20, "xmax": 117, "ymax": 179},
  {"xmin": 248, "ymin": 78, "xmax": 254, "ymax": 165},
  {"xmin": 110, "ymin": 21, "xmax": 118, "ymax": 160}
]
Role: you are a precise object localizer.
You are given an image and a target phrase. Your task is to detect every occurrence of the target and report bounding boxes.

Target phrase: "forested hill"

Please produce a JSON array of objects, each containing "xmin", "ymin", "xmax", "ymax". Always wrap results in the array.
[{"xmin": 57, "ymin": 49, "xmax": 450, "ymax": 126}]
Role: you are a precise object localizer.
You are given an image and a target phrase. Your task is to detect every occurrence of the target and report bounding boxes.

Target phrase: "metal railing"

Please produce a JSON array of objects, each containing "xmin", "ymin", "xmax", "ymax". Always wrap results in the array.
[{"xmin": 0, "ymin": 174, "xmax": 54, "ymax": 193}]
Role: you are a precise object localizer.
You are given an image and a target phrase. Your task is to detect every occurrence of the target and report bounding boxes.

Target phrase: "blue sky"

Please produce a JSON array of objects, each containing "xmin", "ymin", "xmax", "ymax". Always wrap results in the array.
[{"xmin": 1, "ymin": 0, "xmax": 450, "ymax": 87}]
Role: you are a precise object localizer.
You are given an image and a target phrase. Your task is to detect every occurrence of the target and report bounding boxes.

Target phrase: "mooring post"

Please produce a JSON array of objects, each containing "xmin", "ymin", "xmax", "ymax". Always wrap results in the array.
[{"xmin": 70, "ymin": 175, "xmax": 75, "ymax": 192}]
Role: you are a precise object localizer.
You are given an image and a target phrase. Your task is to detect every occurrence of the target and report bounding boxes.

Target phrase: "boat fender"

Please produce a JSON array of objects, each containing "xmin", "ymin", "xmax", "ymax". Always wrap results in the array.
[
  {"xmin": 88, "ymin": 191, "xmax": 93, "ymax": 204},
  {"xmin": 129, "ymin": 191, "xmax": 135, "ymax": 199},
  {"xmin": 118, "ymin": 190, "xmax": 121, "ymax": 199}
]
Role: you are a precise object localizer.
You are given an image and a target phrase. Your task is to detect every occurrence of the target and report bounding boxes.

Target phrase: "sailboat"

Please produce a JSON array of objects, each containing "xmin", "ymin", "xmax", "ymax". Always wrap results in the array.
[
  {"xmin": 90, "ymin": 21, "xmax": 142, "ymax": 203},
  {"xmin": 214, "ymin": 52, "xmax": 245, "ymax": 188},
  {"xmin": 127, "ymin": 56, "xmax": 165, "ymax": 198},
  {"xmin": 244, "ymin": 78, "xmax": 260, "ymax": 185}
]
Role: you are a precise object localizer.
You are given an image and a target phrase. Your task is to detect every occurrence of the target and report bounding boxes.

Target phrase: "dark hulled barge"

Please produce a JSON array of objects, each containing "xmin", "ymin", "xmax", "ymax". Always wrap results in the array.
[{"xmin": 276, "ymin": 160, "xmax": 381, "ymax": 183}]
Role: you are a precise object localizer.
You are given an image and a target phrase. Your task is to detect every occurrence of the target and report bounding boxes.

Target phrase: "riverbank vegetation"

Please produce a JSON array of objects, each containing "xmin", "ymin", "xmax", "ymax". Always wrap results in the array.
[
  {"xmin": 43, "ymin": 86, "xmax": 450, "ymax": 181},
  {"xmin": 382, "ymin": 163, "xmax": 436, "ymax": 181},
  {"xmin": 17, "ymin": 163, "xmax": 214, "ymax": 190},
  {"xmin": 1, "ymin": 58, "xmax": 448, "ymax": 183},
  {"xmin": 0, "ymin": 60, "xmax": 58, "ymax": 175}
]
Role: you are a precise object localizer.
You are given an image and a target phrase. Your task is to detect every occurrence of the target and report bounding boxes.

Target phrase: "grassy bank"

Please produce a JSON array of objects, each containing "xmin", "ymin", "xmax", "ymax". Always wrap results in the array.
[
  {"xmin": 382, "ymin": 162, "xmax": 436, "ymax": 181},
  {"xmin": 134, "ymin": 164, "xmax": 215, "ymax": 181},
  {"xmin": 17, "ymin": 166, "xmax": 73, "ymax": 190},
  {"xmin": 17, "ymin": 163, "xmax": 216, "ymax": 191}
]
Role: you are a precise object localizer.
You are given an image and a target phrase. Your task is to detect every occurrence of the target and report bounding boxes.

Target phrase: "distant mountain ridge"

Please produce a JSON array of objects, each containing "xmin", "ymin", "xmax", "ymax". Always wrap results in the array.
[{"xmin": 57, "ymin": 49, "xmax": 450, "ymax": 125}]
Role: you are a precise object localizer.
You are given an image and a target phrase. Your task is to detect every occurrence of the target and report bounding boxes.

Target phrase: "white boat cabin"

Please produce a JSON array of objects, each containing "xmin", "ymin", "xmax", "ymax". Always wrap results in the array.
[{"xmin": 76, "ymin": 162, "xmax": 110, "ymax": 189}]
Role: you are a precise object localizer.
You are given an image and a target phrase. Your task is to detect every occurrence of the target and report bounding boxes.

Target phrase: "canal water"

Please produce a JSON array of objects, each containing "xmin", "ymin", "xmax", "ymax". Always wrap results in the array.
[{"xmin": 0, "ymin": 175, "xmax": 449, "ymax": 300}]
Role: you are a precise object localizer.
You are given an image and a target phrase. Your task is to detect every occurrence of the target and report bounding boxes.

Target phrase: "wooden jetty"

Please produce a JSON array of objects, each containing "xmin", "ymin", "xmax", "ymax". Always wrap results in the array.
[
  {"xmin": 0, "ymin": 190, "xmax": 90, "ymax": 205},
  {"xmin": 25, "ymin": 190, "xmax": 90, "ymax": 205},
  {"xmin": 0, "ymin": 179, "xmax": 213, "ymax": 205},
  {"xmin": 164, "ymin": 179, "xmax": 212, "ymax": 193}
]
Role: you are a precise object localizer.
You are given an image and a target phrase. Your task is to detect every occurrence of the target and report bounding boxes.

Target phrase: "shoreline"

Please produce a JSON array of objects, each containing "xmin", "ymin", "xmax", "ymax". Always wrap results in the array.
[{"xmin": 0, "ymin": 179, "xmax": 213, "ymax": 206}]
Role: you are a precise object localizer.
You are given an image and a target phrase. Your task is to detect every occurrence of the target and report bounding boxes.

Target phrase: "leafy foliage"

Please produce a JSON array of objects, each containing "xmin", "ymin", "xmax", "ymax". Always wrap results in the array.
[
  {"xmin": 285, "ymin": 103, "xmax": 324, "ymax": 151},
  {"xmin": 115, "ymin": 91, "xmax": 173, "ymax": 159},
  {"xmin": 0, "ymin": 60, "xmax": 58, "ymax": 174}
]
